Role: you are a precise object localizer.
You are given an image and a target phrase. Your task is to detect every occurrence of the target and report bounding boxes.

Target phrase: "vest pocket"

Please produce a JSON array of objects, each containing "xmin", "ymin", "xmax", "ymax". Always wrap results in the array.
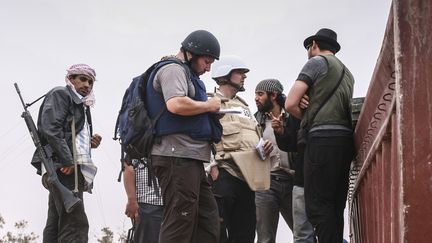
[{"xmin": 218, "ymin": 121, "xmax": 241, "ymax": 151}]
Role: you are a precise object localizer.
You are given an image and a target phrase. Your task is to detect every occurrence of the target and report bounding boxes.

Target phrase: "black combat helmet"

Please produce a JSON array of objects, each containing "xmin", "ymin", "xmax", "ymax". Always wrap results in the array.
[{"xmin": 181, "ymin": 30, "xmax": 220, "ymax": 60}]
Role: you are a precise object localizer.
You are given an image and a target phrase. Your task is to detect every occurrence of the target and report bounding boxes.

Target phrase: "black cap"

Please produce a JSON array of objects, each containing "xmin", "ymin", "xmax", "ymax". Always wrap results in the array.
[{"xmin": 303, "ymin": 28, "xmax": 341, "ymax": 53}]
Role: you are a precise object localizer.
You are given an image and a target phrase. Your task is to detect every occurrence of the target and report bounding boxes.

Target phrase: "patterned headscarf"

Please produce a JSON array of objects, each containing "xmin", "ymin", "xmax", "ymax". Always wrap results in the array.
[
  {"xmin": 255, "ymin": 78, "xmax": 284, "ymax": 94},
  {"xmin": 65, "ymin": 64, "xmax": 97, "ymax": 107}
]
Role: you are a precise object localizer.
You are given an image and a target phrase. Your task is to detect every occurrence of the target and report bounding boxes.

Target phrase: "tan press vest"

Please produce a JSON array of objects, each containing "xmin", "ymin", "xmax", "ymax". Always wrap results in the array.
[{"xmin": 214, "ymin": 91, "xmax": 271, "ymax": 191}]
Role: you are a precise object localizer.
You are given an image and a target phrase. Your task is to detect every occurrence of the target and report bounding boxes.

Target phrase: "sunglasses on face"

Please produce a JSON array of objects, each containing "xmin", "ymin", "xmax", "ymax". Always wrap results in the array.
[{"xmin": 306, "ymin": 43, "xmax": 312, "ymax": 50}]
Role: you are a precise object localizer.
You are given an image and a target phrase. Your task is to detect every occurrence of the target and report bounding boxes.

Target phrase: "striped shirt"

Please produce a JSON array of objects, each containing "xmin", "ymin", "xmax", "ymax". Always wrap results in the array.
[
  {"xmin": 75, "ymin": 108, "xmax": 97, "ymax": 193},
  {"xmin": 70, "ymin": 89, "xmax": 97, "ymax": 193},
  {"xmin": 135, "ymin": 162, "xmax": 163, "ymax": 206}
]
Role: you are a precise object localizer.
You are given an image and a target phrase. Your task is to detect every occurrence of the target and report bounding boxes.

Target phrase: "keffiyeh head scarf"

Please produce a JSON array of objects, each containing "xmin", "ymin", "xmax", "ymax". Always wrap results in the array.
[{"xmin": 65, "ymin": 63, "xmax": 97, "ymax": 107}]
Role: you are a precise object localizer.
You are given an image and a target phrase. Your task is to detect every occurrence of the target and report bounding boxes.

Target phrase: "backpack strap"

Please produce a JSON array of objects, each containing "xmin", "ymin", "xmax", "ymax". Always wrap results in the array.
[{"xmin": 113, "ymin": 113, "xmax": 121, "ymax": 140}]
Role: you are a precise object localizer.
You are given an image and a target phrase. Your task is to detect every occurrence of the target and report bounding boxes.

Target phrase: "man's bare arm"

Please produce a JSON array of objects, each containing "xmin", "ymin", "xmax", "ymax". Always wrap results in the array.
[
  {"xmin": 123, "ymin": 163, "xmax": 139, "ymax": 220},
  {"xmin": 285, "ymin": 80, "xmax": 309, "ymax": 119},
  {"xmin": 166, "ymin": 96, "xmax": 221, "ymax": 116}
]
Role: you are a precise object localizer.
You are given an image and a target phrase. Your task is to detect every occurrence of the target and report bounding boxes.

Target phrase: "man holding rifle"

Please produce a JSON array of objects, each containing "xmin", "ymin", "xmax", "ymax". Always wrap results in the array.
[{"xmin": 30, "ymin": 64, "xmax": 102, "ymax": 243}]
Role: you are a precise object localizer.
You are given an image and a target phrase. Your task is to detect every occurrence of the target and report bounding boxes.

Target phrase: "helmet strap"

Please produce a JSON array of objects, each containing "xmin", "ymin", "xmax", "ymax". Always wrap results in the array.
[
  {"xmin": 227, "ymin": 74, "xmax": 244, "ymax": 92},
  {"xmin": 182, "ymin": 50, "xmax": 190, "ymax": 63},
  {"xmin": 230, "ymin": 82, "xmax": 245, "ymax": 92},
  {"xmin": 217, "ymin": 73, "xmax": 245, "ymax": 92},
  {"xmin": 226, "ymin": 72, "xmax": 245, "ymax": 92},
  {"xmin": 182, "ymin": 49, "xmax": 196, "ymax": 74}
]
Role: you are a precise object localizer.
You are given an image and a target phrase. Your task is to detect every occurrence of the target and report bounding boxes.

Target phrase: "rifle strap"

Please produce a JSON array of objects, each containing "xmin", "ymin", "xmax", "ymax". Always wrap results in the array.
[{"xmin": 71, "ymin": 115, "xmax": 79, "ymax": 194}]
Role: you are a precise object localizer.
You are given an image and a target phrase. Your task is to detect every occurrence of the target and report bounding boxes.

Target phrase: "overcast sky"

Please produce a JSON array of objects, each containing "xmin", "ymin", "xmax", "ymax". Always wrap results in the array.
[{"xmin": 0, "ymin": 0, "xmax": 392, "ymax": 242}]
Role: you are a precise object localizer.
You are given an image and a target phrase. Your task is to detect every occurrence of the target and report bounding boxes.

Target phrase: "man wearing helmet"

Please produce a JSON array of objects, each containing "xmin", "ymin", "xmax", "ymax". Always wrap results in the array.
[
  {"xmin": 210, "ymin": 55, "xmax": 248, "ymax": 92},
  {"xmin": 147, "ymin": 30, "xmax": 223, "ymax": 243},
  {"xmin": 32, "ymin": 64, "xmax": 102, "ymax": 242},
  {"xmin": 208, "ymin": 55, "xmax": 273, "ymax": 243}
]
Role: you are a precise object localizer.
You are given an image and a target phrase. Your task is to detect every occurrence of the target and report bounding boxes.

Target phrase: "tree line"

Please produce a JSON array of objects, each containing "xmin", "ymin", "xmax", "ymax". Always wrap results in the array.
[{"xmin": 0, "ymin": 213, "xmax": 127, "ymax": 243}]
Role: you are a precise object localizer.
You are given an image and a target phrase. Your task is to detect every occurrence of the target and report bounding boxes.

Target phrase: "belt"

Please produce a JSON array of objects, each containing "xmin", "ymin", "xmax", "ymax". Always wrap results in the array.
[
  {"xmin": 271, "ymin": 174, "xmax": 292, "ymax": 182},
  {"xmin": 309, "ymin": 124, "xmax": 352, "ymax": 132}
]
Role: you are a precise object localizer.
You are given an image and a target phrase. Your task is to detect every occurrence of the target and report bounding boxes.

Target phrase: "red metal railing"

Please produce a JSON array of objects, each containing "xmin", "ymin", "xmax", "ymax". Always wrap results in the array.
[{"xmin": 349, "ymin": 0, "xmax": 432, "ymax": 242}]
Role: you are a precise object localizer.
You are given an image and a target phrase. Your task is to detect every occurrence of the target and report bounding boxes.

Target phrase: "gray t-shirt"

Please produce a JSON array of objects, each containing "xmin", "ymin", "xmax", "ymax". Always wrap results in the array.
[
  {"xmin": 150, "ymin": 63, "xmax": 211, "ymax": 162},
  {"xmin": 297, "ymin": 55, "xmax": 328, "ymax": 86}
]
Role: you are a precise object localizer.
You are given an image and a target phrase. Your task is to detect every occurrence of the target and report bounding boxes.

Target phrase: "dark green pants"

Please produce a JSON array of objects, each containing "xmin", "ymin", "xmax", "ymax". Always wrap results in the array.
[
  {"xmin": 43, "ymin": 171, "xmax": 88, "ymax": 243},
  {"xmin": 152, "ymin": 155, "xmax": 220, "ymax": 243}
]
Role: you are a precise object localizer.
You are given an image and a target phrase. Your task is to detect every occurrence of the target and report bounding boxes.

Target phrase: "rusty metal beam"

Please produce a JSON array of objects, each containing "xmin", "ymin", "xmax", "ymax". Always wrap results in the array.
[
  {"xmin": 349, "ymin": 0, "xmax": 432, "ymax": 242},
  {"xmin": 394, "ymin": 0, "xmax": 432, "ymax": 241}
]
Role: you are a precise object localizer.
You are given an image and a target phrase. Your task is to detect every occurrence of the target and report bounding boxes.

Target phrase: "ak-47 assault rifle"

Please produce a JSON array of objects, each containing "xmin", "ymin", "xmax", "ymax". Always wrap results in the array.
[{"xmin": 14, "ymin": 83, "xmax": 81, "ymax": 213}]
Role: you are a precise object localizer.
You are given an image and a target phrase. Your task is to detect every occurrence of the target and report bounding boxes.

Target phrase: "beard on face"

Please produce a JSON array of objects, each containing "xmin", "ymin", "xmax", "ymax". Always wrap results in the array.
[
  {"xmin": 78, "ymin": 89, "xmax": 89, "ymax": 97},
  {"xmin": 190, "ymin": 56, "xmax": 206, "ymax": 76},
  {"xmin": 189, "ymin": 60, "xmax": 199, "ymax": 75},
  {"xmin": 257, "ymin": 98, "xmax": 273, "ymax": 112}
]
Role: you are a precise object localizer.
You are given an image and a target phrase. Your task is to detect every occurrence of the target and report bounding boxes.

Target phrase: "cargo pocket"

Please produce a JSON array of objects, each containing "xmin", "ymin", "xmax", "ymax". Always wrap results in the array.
[{"xmin": 219, "ymin": 121, "xmax": 241, "ymax": 151}]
